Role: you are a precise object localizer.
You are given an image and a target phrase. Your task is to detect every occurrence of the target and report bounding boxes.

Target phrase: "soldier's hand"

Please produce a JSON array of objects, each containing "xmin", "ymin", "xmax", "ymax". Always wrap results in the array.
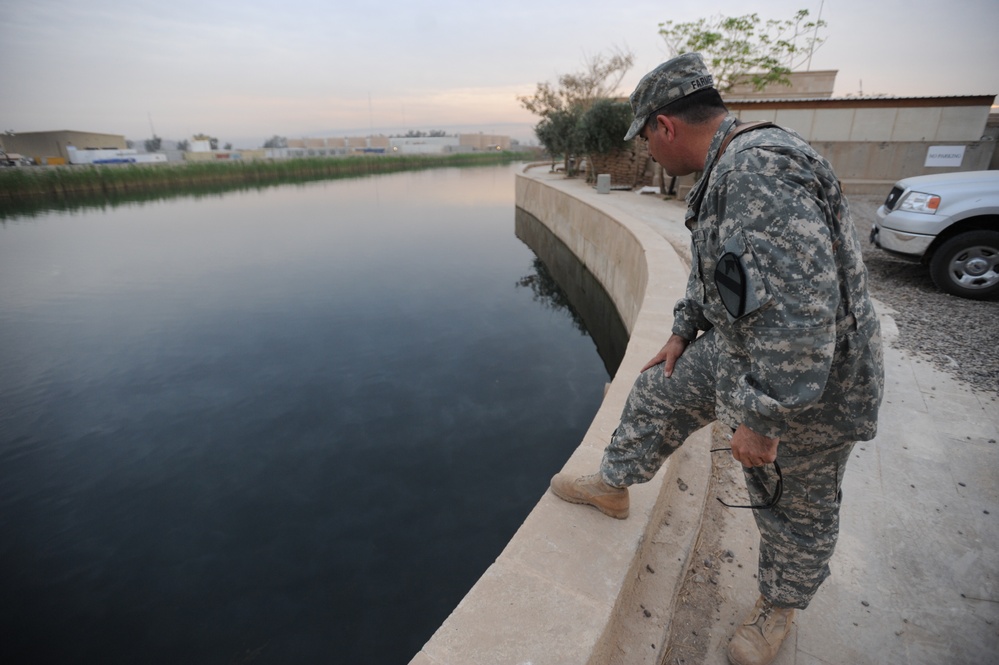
[
  {"xmin": 730, "ymin": 424, "xmax": 780, "ymax": 468},
  {"xmin": 641, "ymin": 334, "xmax": 690, "ymax": 376}
]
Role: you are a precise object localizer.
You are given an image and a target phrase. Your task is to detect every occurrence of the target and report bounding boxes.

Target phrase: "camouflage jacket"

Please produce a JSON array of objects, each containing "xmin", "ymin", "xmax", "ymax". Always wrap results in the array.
[{"xmin": 673, "ymin": 115, "xmax": 884, "ymax": 442}]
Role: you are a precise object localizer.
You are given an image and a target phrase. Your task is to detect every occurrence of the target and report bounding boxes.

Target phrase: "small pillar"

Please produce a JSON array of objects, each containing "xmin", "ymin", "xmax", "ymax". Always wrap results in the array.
[{"xmin": 596, "ymin": 173, "xmax": 611, "ymax": 194}]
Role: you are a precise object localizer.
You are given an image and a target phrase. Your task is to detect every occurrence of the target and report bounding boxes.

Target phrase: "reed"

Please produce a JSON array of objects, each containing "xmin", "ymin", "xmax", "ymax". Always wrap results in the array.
[{"xmin": 0, "ymin": 151, "xmax": 522, "ymax": 218}]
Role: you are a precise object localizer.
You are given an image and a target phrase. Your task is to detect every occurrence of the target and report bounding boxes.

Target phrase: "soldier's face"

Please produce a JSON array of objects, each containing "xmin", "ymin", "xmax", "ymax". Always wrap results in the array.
[
  {"xmin": 642, "ymin": 115, "xmax": 698, "ymax": 176},
  {"xmin": 642, "ymin": 117, "xmax": 686, "ymax": 177}
]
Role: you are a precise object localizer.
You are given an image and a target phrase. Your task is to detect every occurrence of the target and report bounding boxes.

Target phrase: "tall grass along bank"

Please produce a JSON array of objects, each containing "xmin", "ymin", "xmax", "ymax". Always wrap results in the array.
[{"xmin": 0, "ymin": 152, "xmax": 523, "ymax": 218}]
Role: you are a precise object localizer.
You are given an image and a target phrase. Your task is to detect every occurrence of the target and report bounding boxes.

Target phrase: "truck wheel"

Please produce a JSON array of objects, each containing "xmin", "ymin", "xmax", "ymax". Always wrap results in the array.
[{"xmin": 929, "ymin": 230, "xmax": 999, "ymax": 299}]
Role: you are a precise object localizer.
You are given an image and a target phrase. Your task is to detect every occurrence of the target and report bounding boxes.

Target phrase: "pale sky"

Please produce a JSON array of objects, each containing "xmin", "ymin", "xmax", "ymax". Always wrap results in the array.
[{"xmin": 2, "ymin": 0, "xmax": 997, "ymax": 147}]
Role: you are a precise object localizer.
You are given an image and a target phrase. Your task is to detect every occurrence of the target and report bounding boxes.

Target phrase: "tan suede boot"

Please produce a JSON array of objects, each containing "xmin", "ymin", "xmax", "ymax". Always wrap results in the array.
[
  {"xmin": 727, "ymin": 595, "xmax": 795, "ymax": 665},
  {"xmin": 549, "ymin": 473, "xmax": 629, "ymax": 519}
]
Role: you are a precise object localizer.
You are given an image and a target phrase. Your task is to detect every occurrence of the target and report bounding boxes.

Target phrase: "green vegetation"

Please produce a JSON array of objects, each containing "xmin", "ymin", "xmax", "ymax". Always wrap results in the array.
[
  {"xmin": 519, "ymin": 49, "xmax": 635, "ymax": 176},
  {"xmin": 0, "ymin": 151, "xmax": 523, "ymax": 219},
  {"xmin": 658, "ymin": 9, "xmax": 827, "ymax": 92},
  {"xmin": 576, "ymin": 99, "xmax": 633, "ymax": 158},
  {"xmin": 520, "ymin": 9, "xmax": 826, "ymax": 173}
]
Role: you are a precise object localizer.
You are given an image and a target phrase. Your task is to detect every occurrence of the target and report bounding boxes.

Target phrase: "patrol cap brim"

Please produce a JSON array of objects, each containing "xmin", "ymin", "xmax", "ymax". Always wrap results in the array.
[{"xmin": 623, "ymin": 116, "xmax": 646, "ymax": 142}]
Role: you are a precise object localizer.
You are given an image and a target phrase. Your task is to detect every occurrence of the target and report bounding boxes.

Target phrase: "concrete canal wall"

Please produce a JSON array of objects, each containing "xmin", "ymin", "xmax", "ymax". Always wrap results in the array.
[{"xmin": 410, "ymin": 172, "xmax": 710, "ymax": 664}]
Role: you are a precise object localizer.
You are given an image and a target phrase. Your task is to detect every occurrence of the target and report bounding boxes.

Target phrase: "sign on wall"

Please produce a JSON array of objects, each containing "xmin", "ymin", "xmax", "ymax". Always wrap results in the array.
[{"xmin": 925, "ymin": 146, "xmax": 966, "ymax": 168}]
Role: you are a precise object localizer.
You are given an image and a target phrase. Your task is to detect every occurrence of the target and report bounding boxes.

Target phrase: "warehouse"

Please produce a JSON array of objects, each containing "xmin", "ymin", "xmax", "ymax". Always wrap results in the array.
[{"xmin": 0, "ymin": 130, "xmax": 127, "ymax": 165}]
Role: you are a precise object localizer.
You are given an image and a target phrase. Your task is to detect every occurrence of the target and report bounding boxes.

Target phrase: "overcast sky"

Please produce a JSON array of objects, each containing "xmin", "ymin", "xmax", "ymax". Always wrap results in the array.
[{"xmin": 2, "ymin": 0, "xmax": 997, "ymax": 147}]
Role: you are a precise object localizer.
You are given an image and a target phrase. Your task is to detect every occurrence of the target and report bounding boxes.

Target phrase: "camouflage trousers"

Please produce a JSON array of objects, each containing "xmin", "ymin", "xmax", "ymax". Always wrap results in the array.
[{"xmin": 600, "ymin": 329, "xmax": 854, "ymax": 609}]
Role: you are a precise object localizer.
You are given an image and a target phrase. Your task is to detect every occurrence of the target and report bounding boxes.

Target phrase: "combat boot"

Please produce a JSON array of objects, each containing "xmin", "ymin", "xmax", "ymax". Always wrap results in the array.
[
  {"xmin": 727, "ymin": 595, "xmax": 795, "ymax": 665},
  {"xmin": 549, "ymin": 473, "xmax": 629, "ymax": 519}
]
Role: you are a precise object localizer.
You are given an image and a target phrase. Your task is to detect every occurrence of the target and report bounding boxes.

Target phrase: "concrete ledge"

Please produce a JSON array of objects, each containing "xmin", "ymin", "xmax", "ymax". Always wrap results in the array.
[{"xmin": 410, "ymin": 174, "xmax": 701, "ymax": 664}]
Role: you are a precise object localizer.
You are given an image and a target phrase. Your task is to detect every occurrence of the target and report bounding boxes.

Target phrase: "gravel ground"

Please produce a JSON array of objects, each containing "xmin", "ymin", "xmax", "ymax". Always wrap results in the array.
[{"xmin": 849, "ymin": 195, "xmax": 999, "ymax": 396}]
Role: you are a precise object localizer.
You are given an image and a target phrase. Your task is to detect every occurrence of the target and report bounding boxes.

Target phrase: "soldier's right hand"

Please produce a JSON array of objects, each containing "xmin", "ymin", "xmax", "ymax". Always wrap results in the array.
[{"xmin": 641, "ymin": 334, "xmax": 690, "ymax": 377}]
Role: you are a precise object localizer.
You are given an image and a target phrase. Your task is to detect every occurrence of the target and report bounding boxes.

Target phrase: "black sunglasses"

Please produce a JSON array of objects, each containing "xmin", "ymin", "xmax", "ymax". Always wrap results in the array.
[{"xmin": 710, "ymin": 448, "xmax": 783, "ymax": 510}]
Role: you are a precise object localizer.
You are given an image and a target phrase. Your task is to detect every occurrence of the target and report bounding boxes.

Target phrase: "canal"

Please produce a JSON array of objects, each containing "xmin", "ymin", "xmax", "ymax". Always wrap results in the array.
[{"xmin": 0, "ymin": 163, "xmax": 625, "ymax": 664}]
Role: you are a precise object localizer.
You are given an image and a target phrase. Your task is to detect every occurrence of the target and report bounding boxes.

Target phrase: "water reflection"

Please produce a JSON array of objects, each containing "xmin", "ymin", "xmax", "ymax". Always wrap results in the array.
[
  {"xmin": 515, "ymin": 207, "xmax": 628, "ymax": 378},
  {"xmin": 0, "ymin": 165, "xmax": 625, "ymax": 665}
]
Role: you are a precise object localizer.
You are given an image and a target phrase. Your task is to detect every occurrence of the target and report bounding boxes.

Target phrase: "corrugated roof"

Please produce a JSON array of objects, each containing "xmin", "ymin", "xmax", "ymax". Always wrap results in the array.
[
  {"xmin": 723, "ymin": 94, "xmax": 996, "ymax": 109},
  {"xmin": 727, "ymin": 94, "xmax": 995, "ymax": 103}
]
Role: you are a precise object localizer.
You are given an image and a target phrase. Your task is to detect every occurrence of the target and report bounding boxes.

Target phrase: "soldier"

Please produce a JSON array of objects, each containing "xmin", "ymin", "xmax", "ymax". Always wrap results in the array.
[{"xmin": 550, "ymin": 53, "xmax": 884, "ymax": 665}]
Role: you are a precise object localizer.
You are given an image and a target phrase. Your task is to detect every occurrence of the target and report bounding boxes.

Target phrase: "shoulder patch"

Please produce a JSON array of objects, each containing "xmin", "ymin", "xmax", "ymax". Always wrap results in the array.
[{"xmin": 714, "ymin": 252, "xmax": 747, "ymax": 318}]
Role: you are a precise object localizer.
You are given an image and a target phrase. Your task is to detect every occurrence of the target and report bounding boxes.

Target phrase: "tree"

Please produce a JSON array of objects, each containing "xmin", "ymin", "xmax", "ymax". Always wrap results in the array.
[
  {"xmin": 534, "ymin": 108, "xmax": 583, "ymax": 175},
  {"xmin": 577, "ymin": 99, "xmax": 632, "ymax": 158},
  {"xmin": 144, "ymin": 135, "xmax": 162, "ymax": 152},
  {"xmin": 519, "ymin": 48, "xmax": 634, "ymax": 175},
  {"xmin": 575, "ymin": 99, "xmax": 635, "ymax": 183},
  {"xmin": 658, "ymin": 9, "xmax": 826, "ymax": 92},
  {"xmin": 223, "ymin": 142, "xmax": 232, "ymax": 150},
  {"xmin": 176, "ymin": 140, "xmax": 190, "ymax": 151},
  {"xmin": 519, "ymin": 48, "xmax": 634, "ymax": 119},
  {"xmin": 263, "ymin": 135, "xmax": 287, "ymax": 148}
]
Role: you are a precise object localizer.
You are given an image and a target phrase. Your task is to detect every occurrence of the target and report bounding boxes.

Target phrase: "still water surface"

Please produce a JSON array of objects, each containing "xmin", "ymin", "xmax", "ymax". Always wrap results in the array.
[{"xmin": 0, "ymin": 164, "xmax": 622, "ymax": 664}]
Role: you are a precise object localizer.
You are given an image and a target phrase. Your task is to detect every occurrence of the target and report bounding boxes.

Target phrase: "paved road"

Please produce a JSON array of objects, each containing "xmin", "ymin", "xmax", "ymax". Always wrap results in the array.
[{"xmin": 850, "ymin": 195, "xmax": 999, "ymax": 392}]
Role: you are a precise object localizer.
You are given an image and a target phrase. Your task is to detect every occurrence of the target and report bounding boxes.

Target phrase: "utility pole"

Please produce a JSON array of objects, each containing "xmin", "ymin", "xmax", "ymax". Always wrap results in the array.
[{"xmin": 806, "ymin": 0, "xmax": 825, "ymax": 71}]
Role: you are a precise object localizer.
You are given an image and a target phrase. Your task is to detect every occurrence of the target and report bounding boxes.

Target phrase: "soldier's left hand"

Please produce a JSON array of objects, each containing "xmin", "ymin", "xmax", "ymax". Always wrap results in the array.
[{"xmin": 730, "ymin": 424, "xmax": 779, "ymax": 468}]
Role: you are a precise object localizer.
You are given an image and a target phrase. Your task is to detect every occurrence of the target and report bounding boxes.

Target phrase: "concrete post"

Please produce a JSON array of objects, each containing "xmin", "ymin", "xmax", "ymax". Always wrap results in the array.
[{"xmin": 596, "ymin": 173, "xmax": 611, "ymax": 194}]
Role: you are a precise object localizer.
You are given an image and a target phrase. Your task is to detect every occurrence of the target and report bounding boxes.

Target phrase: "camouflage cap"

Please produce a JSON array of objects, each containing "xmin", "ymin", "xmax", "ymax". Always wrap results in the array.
[{"xmin": 623, "ymin": 52, "xmax": 714, "ymax": 141}]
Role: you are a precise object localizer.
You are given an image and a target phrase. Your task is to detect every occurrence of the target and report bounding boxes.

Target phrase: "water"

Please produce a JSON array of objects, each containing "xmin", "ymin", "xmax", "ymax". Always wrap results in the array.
[{"xmin": 0, "ymin": 164, "xmax": 625, "ymax": 664}]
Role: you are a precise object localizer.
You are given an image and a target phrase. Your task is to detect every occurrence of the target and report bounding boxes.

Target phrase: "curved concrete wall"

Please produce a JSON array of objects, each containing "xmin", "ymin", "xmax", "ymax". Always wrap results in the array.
[{"xmin": 410, "ymin": 173, "xmax": 708, "ymax": 665}]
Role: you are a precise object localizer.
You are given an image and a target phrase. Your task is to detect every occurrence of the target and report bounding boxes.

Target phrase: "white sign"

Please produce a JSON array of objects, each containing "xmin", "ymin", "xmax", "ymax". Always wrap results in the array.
[{"xmin": 925, "ymin": 145, "xmax": 965, "ymax": 167}]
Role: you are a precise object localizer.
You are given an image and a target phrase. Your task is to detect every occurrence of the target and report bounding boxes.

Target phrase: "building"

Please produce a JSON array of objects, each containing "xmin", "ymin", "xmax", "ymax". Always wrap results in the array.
[
  {"xmin": 389, "ymin": 136, "xmax": 462, "ymax": 154},
  {"xmin": 459, "ymin": 133, "xmax": 511, "ymax": 151},
  {"xmin": 66, "ymin": 146, "xmax": 166, "ymax": 165},
  {"xmin": 275, "ymin": 133, "xmax": 512, "ymax": 157},
  {"xmin": 0, "ymin": 130, "xmax": 127, "ymax": 165},
  {"xmin": 726, "ymin": 70, "xmax": 838, "ymax": 100},
  {"xmin": 726, "ymin": 94, "xmax": 996, "ymax": 193},
  {"xmin": 597, "ymin": 70, "xmax": 997, "ymax": 194}
]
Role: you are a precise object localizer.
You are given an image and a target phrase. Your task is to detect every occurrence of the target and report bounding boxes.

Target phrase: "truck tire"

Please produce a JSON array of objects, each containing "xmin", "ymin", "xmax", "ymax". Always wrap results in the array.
[{"xmin": 928, "ymin": 230, "xmax": 999, "ymax": 300}]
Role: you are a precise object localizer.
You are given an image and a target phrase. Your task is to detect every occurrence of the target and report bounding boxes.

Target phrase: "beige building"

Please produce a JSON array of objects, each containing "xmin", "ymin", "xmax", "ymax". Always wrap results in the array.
[
  {"xmin": 726, "ymin": 94, "xmax": 996, "ymax": 191},
  {"xmin": 726, "ymin": 70, "xmax": 838, "ymax": 100},
  {"xmin": 460, "ymin": 133, "xmax": 511, "ymax": 151},
  {"xmin": 282, "ymin": 133, "xmax": 510, "ymax": 156},
  {"xmin": 0, "ymin": 130, "xmax": 127, "ymax": 164},
  {"xmin": 606, "ymin": 70, "xmax": 997, "ymax": 194},
  {"xmin": 726, "ymin": 71, "xmax": 997, "ymax": 186}
]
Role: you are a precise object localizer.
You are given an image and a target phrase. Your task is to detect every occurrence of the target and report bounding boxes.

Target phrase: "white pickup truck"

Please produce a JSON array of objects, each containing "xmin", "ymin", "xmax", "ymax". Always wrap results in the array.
[{"xmin": 871, "ymin": 170, "xmax": 999, "ymax": 299}]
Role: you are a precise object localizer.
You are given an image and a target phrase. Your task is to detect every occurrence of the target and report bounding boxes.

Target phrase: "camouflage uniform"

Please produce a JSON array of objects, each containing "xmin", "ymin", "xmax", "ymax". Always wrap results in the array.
[{"xmin": 602, "ymin": 114, "xmax": 885, "ymax": 609}]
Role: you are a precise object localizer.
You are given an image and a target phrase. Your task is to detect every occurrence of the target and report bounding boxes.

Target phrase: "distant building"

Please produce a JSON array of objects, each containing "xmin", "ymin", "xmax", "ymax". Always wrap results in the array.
[
  {"xmin": 459, "ymin": 133, "xmax": 511, "ymax": 151},
  {"xmin": 66, "ymin": 146, "xmax": 166, "ymax": 165},
  {"xmin": 389, "ymin": 136, "xmax": 462, "ymax": 154},
  {"xmin": 0, "ymin": 130, "xmax": 127, "ymax": 165},
  {"xmin": 183, "ymin": 148, "xmax": 266, "ymax": 162},
  {"xmin": 277, "ymin": 133, "xmax": 512, "ymax": 157}
]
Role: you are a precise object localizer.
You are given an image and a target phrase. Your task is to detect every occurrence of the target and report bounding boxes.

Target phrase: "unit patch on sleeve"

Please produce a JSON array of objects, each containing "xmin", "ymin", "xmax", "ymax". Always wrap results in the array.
[{"xmin": 714, "ymin": 252, "xmax": 747, "ymax": 318}]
